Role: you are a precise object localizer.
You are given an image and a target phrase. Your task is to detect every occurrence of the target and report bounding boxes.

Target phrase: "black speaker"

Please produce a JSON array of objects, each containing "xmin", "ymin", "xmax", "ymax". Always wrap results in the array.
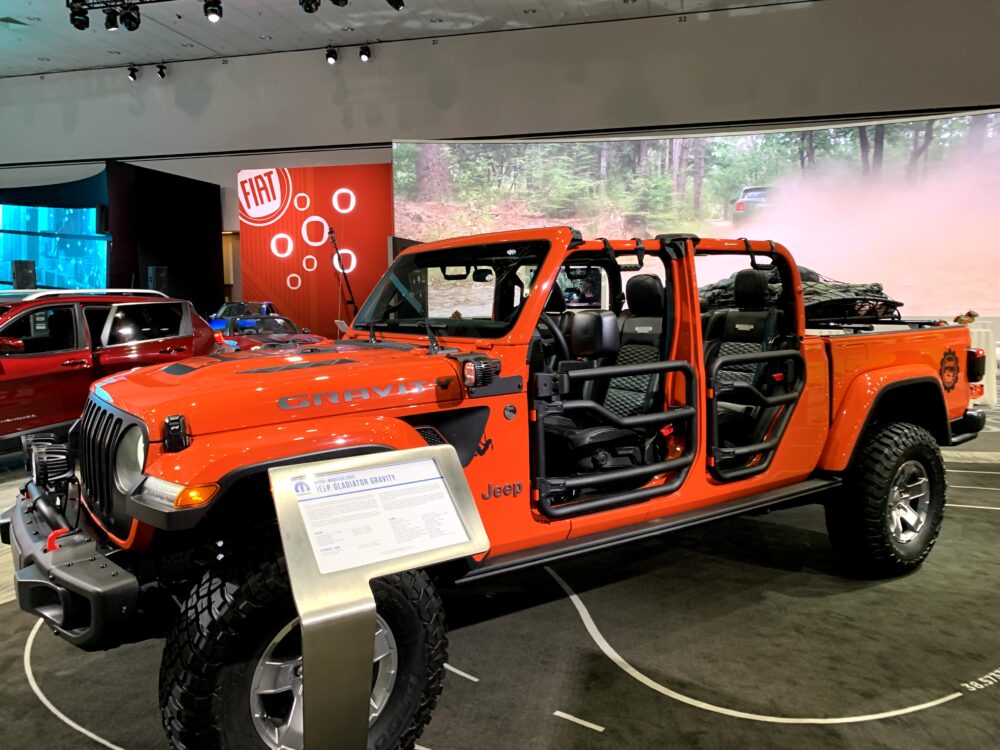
[
  {"xmin": 147, "ymin": 266, "xmax": 169, "ymax": 293},
  {"xmin": 12, "ymin": 260, "xmax": 36, "ymax": 289}
]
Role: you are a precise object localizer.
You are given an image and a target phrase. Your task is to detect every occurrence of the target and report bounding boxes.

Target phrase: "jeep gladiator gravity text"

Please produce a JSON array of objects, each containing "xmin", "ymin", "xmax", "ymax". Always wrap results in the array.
[{"xmin": 2, "ymin": 228, "xmax": 987, "ymax": 750}]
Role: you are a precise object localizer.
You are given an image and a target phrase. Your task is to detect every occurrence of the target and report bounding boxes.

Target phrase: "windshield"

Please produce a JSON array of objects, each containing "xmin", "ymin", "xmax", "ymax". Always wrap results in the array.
[
  {"xmin": 354, "ymin": 240, "xmax": 549, "ymax": 338},
  {"xmin": 228, "ymin": 316, "xmax": 298, "ymax": 335},
  {"xmin": 219, "ymin": 302, "xmax": 267, "ymax": 318}
]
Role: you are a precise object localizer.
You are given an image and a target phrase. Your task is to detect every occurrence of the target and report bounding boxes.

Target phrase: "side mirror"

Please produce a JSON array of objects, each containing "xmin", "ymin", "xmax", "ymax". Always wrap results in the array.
[
  {"xmin": 0, "ymin": 336, "xmax": 25, "ymax": 354},
  {"xmin": 301, "ymin": 328, "xmax": 311, "ymax": 334}
]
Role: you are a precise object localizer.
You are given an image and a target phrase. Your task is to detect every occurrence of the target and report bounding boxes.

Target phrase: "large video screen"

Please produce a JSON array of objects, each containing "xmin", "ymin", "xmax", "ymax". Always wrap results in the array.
[
  {"xmin": 394, "ymin": 113, "xmax": 1000, "ymax": 317},
  {"xmin": 0, "ymin": 204, "xmax": 108, "ymax": 288}
]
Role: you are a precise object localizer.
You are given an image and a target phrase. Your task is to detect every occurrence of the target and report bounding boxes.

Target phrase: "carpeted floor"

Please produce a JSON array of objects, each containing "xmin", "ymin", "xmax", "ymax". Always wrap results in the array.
[{"xmin": 0, "ymin": 417, "xmax": 998, "ymax": 749}]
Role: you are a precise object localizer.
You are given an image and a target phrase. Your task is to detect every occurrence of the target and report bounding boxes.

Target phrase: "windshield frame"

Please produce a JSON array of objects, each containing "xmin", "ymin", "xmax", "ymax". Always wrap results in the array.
[{"xmin": 352, "ymin": 239, "xmax": 551, "ymax": 340}]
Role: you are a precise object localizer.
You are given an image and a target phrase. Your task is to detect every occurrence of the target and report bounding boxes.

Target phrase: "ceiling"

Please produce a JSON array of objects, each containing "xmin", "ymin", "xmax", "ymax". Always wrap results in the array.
[{"xmin": 0, "ymin": 0, "xmax": 811, "ymax": 78}]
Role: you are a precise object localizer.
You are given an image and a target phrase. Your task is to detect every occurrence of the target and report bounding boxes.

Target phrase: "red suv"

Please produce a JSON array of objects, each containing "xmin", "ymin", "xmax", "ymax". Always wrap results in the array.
[{"xmin": 0, "ymin": 289, "xmax": 215, "ymax": 448}]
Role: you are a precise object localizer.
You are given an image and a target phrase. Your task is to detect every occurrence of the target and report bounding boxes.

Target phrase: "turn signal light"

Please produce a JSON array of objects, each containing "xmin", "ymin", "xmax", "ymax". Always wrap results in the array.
[
  {"xmin": 462, "ymin": 357, "xmax": 501, "ymax": 387},
  {"xmin": 175, "ymin": 484, "xmax": 219, "ymax": 509}
]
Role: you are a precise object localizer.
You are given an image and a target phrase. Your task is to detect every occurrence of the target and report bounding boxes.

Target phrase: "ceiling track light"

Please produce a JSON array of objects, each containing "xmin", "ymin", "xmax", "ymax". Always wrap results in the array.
[
  {"xmin": 325, "ymin": 47, "xmax": 338, "ymax": 65},
  {"xmin": 359, "ymin": 44, "xmax": 371, "ymax": 62},
  {"xmin": 385, "ymin": 0, "xmax": 404, "ymax": 10},
  {"xmin": 156, "ymin": 63, "xmax": 167, "ymax": 79},
  {"xmin": 119, "ymin": 3, "xmax": 141, "ymax": 31},
  {"xmin": 127, "ymin": 64, "xmax": 138, "ymax": 82},
  {"xmin": 104, "ymin": 7, "xmax": 119, "ymax": 31},
  {"xmin": 69, "ymin": 2, "xmax": 89, "ymax": 31},
  {"xmin": 299, "ymin": 0, "xmax": 321, "ymax": 13},
  {"xmin": 204, "ymin": 0, "xmax": 222, "ymax": 23}
]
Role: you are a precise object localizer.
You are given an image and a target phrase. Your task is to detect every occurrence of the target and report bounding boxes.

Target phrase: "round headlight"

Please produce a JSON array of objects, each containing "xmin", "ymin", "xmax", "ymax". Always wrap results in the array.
[{"xmin": 115, "ymin": 426, "xmax": 146, "ymax": 492}]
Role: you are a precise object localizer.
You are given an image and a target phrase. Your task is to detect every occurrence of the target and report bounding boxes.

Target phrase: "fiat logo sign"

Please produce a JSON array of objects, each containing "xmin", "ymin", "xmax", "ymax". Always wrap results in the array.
[{"xmin": 238, "ymin": 168, "xmax": 293, "ymax": 227}]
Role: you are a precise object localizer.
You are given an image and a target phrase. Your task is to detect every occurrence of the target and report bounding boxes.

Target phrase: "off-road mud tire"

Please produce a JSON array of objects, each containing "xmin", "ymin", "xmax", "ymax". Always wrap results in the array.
[
  {"xmin": 826, "ymin": 422, "xmax": 946, "ymax": 578},
  {"xmin": 159, "ymin": 548, "xmax": 447, "ymax": 750}
]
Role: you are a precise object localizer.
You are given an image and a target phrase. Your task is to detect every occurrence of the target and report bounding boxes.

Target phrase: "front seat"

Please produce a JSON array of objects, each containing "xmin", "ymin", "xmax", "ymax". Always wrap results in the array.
[
  {"xmin": 544, "ymin": 311, "xmax": 651, "ymax": 471},
  {"xmin": 603, "ymin": 274, "xmax": 666, "ymax": 418}
]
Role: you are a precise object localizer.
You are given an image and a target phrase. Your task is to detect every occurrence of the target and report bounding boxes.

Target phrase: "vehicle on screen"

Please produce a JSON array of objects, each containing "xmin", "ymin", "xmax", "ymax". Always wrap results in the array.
[
  {"xmin": 2, "ymin": 228, "xmax": 986, "ymax": 750},
  {"xmin": 730, "ymin": 185, "xmax": 774, "ymax": 226},
  {"xmin": 0, "ymin": 289, "xmax": 215, "ymax": 450}
]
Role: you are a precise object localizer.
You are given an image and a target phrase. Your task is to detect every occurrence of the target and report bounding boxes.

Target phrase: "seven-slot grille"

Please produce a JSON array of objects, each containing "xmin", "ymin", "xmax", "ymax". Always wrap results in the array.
[{"xmin": 79, "ymin": 397, "xmax": 131, "ymax": 523}]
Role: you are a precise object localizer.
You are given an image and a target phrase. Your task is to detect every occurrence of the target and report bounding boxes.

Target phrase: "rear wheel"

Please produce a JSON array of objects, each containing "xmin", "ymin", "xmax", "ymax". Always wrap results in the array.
[
  {"xmin": 160, "ymin": 550, "xmax": 447, "ymax": 750},
  {"xmin": 825, "ymin": 422, "xmax": 946, "ymax": 578}
]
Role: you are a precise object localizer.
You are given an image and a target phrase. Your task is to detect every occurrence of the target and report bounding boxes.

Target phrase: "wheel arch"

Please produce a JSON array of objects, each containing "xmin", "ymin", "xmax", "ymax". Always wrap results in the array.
[
  {"xmin": 819, "ymin": 373, "xmax": 950, "ymax": 474},
  {"xmin": 197, "ymin": 443, "xmax": 396, "ymax": 535}
]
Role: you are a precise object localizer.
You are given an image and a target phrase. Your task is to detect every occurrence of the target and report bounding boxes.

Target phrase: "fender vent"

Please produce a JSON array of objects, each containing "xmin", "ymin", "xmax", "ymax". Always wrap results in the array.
[{"xmin": 415, "ymin": 426, "xmax": 447, "ymax": 446}]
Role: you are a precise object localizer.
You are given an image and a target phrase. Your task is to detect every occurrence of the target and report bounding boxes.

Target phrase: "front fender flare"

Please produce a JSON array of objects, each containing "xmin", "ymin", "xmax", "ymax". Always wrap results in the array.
[{"xmin": 132, "ymin": 416, "xmax": 427, "ymax": 530}]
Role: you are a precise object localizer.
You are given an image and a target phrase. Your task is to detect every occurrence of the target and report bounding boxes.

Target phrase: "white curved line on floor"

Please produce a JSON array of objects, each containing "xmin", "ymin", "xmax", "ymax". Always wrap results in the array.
[
  {"xmin": 545, "ymin": 566, "xmax": 964, "ymax": 724},
  {"xmin": 949, "ymin": 503, "xmax": 1000, "ymax": 511},
  {"xmin": 24, "ymin": 619, "xmax": 126, "ymax": 750}
]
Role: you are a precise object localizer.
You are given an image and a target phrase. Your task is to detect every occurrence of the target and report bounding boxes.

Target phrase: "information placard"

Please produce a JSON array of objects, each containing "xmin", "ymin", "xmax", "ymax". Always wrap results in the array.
[
  {"xmin": 290, "ymin": 458, "xmax": 471, "ymax": 575},
  {"xmin": 268, "ymin": 445, "xmax": 489, "ymax": 750}
]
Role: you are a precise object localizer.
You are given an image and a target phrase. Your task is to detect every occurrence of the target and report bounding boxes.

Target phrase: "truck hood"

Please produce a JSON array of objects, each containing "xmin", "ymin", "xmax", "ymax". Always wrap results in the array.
[{"xmin": 92, "ymin": 341, "xmax": 466, "ymax": 439}]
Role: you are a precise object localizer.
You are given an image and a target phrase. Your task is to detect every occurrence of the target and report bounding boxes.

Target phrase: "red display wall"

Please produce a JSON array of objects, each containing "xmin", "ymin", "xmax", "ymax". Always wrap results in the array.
[{"xmin": 238, "ymin": 163, "xmax": 393, "ymax": 337}]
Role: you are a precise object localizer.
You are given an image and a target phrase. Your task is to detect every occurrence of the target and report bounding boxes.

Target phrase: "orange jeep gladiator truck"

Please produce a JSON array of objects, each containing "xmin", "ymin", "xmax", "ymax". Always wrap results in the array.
[{"xmin": 2, "ymin": 228, "xmax": 987, "ymax": 750}]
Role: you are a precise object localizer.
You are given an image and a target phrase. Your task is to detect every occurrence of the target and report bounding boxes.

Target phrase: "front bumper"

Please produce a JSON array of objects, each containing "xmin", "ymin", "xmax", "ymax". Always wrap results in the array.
[
  {"xmin": 0, "ymin": 481, "xmax": 140, "ymax": 651},
  {"xmin": 950, "ymin": 408, "xmax": 987, "ymax": 446}
]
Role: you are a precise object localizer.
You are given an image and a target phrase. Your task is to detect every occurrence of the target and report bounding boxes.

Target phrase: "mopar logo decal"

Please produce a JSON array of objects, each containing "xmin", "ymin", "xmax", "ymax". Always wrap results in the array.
[
  {"xmin": 940, "ymin": 348, "xmax": 960, "ymax": 392},
  {"xmin": 278, "ymin": 377, "xmax": 454, "ymax": 410}
]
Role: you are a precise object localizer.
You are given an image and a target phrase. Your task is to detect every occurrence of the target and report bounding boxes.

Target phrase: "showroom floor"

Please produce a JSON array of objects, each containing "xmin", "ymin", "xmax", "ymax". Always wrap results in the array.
[{"xmin": 1, "ymin": 409, "xmax": 998, "ymax": 750}]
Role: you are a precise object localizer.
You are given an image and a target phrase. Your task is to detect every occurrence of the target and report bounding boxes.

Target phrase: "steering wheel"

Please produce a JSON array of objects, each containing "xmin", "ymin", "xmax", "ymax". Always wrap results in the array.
[{"xmin": 537, "ymin": 313, "xmax": 571, "ymax": 363}]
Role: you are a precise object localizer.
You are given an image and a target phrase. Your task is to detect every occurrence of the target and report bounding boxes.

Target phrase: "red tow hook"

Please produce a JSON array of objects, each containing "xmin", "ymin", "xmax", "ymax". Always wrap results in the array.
[{"xmin": 46, "ymin": 527, "xmax": 71, "ymax": 552}]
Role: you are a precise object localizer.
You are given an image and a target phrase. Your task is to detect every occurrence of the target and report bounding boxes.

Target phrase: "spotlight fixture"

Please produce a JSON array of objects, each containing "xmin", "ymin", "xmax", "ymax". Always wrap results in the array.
[
  {"xmin": 119, "ymin": 3, "xmax": 141, "ymax": 31},
  {"xmin": 204, "ymin": 0, "xmax": 222, "ymax": 23},
  {"xmin": 330, "ymin": 0, "xmax": 349, "ymax": 6},
  {"xmin": 299, "ymin": 0, "xmax": 321, "ymax": 13},
  {"xmin": 69, "ymin": 3, "xmax": 89, "ymax": 31},
  {"xmin": 325, "ymin": 47, "xmax": 338, "ymax": 65},
  {"xmin": 156, "ymin": 63, "xmax": 167, "ymax": 79},
  {"xmin": 127, "ymin": 64, "xmax": 139, "ymax": 82},
  {"xmin": 359, "ymin": 44, "xmax": 371, "ymax": 62},
  {"xmin": 385, "ymin": 0, "xmax": 404, "ymax": 9},
  {"xmin": 104, "ymin": 7, "xmax": 119, "ymax": 31}
]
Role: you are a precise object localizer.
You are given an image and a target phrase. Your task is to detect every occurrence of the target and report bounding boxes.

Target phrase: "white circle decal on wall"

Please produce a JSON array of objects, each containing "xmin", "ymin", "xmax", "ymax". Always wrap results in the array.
[
  {"xmin": 270, "ymin": 233, "xmax": 294, "ymax": 258},
  {"xmin": 301, "ymin": 216, "xmax": 329, "ymax": 247},
  {"xmin": 293, "ymin": 192, "xmax": 311, "ymax": 211},
  {"xmin": 332, "ymin": 249, "xmax": 357, "ymax": 273},
  {"xmin": 303, "ymin": 255, "xmax": 318, "ymax": 272},
  {"xmin": 332, "ymin": 188, "xmax": 357, "ymax": 214},
  {"xmin": 287, "ymin": 273, "xmax": 302, "ymax": 290}
]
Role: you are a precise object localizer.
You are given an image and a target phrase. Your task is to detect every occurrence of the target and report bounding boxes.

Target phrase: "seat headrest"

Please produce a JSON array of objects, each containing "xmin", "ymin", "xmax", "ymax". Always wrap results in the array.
[
  {"xmin": 625, "ymin": 274, "xmax": 664, "ymax": 317},
  {"xmin": 545, "ymin": 283, "xmax": 567, "ymax": 313},
  {"xmin": 570, "ymin": 310, "xmax": 620, "ymax": 360},
  {"xmin": 734, "ymin": 269, "xmax": 769, "ymax": 311}
]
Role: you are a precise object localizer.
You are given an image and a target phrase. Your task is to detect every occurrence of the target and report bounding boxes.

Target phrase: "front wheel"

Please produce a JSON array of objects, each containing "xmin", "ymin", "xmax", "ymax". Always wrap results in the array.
[
  {"xmin": 159, "ymin": 551, "xmax": 447, "ymax": 750},
  {"xmin": 825, "ymin": 422, "xmax": 946, "ymax": 578}
]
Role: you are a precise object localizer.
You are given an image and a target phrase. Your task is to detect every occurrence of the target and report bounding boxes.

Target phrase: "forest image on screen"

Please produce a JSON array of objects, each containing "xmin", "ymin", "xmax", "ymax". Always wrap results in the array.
[{"xmin": 394, "ymin": 114, "xmax": 1000, "ymax": 317}]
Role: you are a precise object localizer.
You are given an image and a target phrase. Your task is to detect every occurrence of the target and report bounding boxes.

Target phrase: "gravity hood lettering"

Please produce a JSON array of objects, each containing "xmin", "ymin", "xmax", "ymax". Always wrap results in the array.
[{"xmin": 278, "ymin": 377, "xmax": 454, "ymax": 410}]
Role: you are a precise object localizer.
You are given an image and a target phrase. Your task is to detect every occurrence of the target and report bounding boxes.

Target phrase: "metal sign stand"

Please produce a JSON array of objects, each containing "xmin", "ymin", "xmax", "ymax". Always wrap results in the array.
[{"xmin": 269, "ymin": 445, "xmax": 490, "ymax": 749}]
